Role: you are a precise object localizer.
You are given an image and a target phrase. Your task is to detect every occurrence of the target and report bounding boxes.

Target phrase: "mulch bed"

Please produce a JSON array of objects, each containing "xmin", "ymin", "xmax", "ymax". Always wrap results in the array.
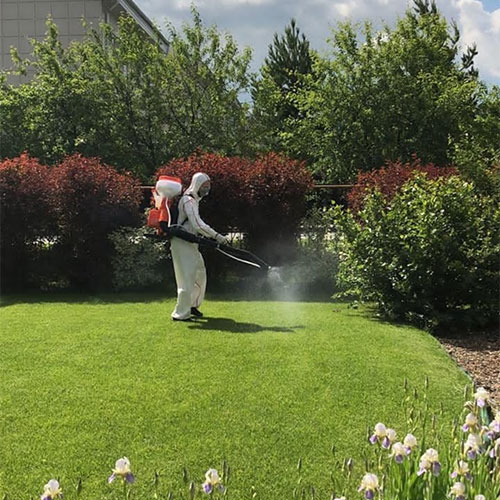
[{"xmin": 438, "ymin": 331, "xmax": 500, "ymax": 411}]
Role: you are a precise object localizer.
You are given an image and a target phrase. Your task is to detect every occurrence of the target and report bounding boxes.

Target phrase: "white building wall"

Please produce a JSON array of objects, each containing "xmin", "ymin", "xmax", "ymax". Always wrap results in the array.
[
  {"xmin": 0, "ymin": 0, "xmax": 167, "ymax": 84},
  {"xmin": 1, "ymin": 0, "xmax": 118, "ymax": 83}
]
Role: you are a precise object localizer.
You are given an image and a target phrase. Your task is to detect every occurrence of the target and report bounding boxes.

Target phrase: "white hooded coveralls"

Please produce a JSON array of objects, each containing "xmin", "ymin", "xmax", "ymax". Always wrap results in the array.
[{"xmin": 170, "ymin": 173, "xmax": 223, "ymax": 320}]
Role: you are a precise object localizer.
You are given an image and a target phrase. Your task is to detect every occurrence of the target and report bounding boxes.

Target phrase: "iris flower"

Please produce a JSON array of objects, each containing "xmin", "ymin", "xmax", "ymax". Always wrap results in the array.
[
  {"xmin": 464, "ymin": 434, "xmax": 481, "ymax": 460},
  {"xmin": 473, "ymin": 387, "xmax": 490, "ymax": 408},
  {"xmin": 202, "ymin": 468, "xmax": 225, "ymax": 495},
  {"xmin": 382, "ymin": 428, "xmax": 397, "ymax": 449},
  {"xmin": 108, "ymin": 457, "xmax": 135, "ymax": 484},
  {"xmin": 390, "ymin": 442, "xmax": 406, "ymax": 463},
  {"xmin": 417, "ymin": 448, "xmax": 441, "ymax": 476},
  {"xmin": 462, "ymin": 413, "xmax": 478, "ymax": 432},
  {"xmin": 487, "ymin": 414, "xmax": 500, "ymax": 439},
  {"xmin": 358, "ymin": 473, "xmax": 379, "ymax": 500},
  {"xmin": 369, "ymin": 423, "xmax": 387, "ymax": 445},
  {"xmin": 449, "ymin": 481, "xmax": 466, "ymax": 500},
  {"xmin": 41, "ymin": 480, "xmax": 62, "ymax": 500},
  {"xmin": 489, "ymin": 437, "xmax": 500, "ymax": 458},
  {"xmin": 403, "ymin": 433, "xmax": 417, "ymax": 454},
  {"xmin": 451, "ymin": 460, "xmax": 472, "ymax": 481}
]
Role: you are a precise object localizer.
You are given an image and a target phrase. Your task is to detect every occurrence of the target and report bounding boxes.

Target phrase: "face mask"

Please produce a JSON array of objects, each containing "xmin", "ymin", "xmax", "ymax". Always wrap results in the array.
[{"xmin": 199, "ymin": 184, "xmax": 210, "ymax": 197}]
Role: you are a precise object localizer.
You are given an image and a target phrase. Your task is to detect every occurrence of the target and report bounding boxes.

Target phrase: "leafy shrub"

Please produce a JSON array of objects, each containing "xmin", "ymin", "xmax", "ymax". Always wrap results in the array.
[
  {"xmin": 51, "ymin": 154, "xmax": 143, "ymax": 289},
  {"xmin": 109, "ymin": 226, "xmax": 174, "ymax": 290},
  {"xmin": 279, "ymin": 207, "xmax": 338, "ymax": 297},
  {"xmin": 157, "ymin": 152, "xmax": 251, "ymax": 234},
  {"xmin": 1, "ymin": 153, "xmax": 143, "ymax": 291},
  {"xmin": 334, "ymin": 174, "xmax": 500, "ymax": 330},
  {"xmin": 243, "ymin": 153, "xmax": 313, "ymax": 262},
  {"xmin": 0, "ymin": 153, "xmax": 57, "ymax": 290},
  {"xmin": 157, "ymin": 152, "xmax": 312, "ymax": 264},
  {"xmin": 347, "ymin": 157, "xmax": 457, "ymax": 214}
]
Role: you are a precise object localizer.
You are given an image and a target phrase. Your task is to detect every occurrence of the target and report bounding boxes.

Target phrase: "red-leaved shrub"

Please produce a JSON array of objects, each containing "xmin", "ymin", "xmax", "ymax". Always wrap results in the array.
[
  {"xmin": 51, "ymin": 154, "xmax": 142, "ymax": 289},
  {"xmin": 157, "ymin": 152, "xmax": 251, "ymax": 234},
  {"xmin": 156, "ymin": 152, "xmax": 313, "ymax": 263},
  {"xmin": 0, "ymin": 153, "xmax": 142, "ymax": 290},
  {"xmin": 0, "ymin": 153, "xmax": 57, "ymax": 290},
  {"xmin": 347, "ymin": 157, "xmax": 458, "ymax": 214}
]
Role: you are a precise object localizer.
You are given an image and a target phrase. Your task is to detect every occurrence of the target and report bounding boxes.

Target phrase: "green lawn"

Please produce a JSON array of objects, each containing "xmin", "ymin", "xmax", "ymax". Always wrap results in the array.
[{"xmin": 0, "ymin": 294, "xmax": 470, "ymax": 499}]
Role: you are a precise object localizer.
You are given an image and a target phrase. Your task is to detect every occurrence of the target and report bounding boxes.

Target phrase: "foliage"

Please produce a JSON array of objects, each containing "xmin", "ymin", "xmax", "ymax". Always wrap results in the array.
[
  {"xmin": 109, "ymin": 226, "xmax": 172, "ymax": 290},
  {"xmin": 251, "ymin": 19, "xmax": 314, "ymax": 151},
  {"xmin": 0, "ymin": 153, "xmax": 142, "ymax": 291},
  {"xmin": 347, "ymin": 157, "xmax": 457, "ymax": 214},
  {"xmin": 0, "ymin": 10, "xmax": 254, "ymax": 180},
  {"xmin": 279, "ymin": 207, "xmax": 338, "ymax": 296},
  {"xmin": 286, "ymin": 0, "xmax": 485, "ymax": 183},
  {"xmin": 451, "ymin": 84, "xmax": 500, "ymax": 198},
  {"xmin": 0, "ymin": 153, "xmax": 56, "ymax": 290},
  {"xmin": 157, "ymin": 152, "xmax": 313, "ymax": 262},
  {"xmin": 334, "ymin": 174, "xmax": 500, "ymax": 330},
  {"xmin": 50, "ymin": 154, "xmax": 142, "ymax": 289},
  {"xmin": 0, "ymin": 21, "xmax": 105, "ymax": 165}
]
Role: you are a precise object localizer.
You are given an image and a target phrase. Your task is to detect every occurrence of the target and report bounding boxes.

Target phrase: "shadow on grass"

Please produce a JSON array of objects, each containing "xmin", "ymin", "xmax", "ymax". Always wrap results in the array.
[{"xmin": 187, "ymin": 316, "xmax": 304, "ymax": 334}]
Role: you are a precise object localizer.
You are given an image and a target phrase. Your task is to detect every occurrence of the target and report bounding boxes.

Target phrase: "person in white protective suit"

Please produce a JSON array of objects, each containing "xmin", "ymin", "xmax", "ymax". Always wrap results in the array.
[{"xmin": 170, "ymin": 172, "xmax": 229, "ymax": 321}]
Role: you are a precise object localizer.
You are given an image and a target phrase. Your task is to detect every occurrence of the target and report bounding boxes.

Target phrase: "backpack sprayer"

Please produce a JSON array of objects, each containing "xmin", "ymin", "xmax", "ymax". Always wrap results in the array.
[{"xmin": 146, "ymin": 176, "xmax": 271, "ymax": 270}]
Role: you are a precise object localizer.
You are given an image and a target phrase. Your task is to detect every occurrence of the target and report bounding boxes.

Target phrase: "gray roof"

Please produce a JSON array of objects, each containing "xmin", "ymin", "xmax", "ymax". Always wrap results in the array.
[{"xmin": 106, "ymin": 0, "xmax": 169, "ymax": 52}]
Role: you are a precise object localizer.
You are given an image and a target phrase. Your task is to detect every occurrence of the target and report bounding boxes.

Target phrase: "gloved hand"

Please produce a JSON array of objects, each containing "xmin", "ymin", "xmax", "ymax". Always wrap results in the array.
[{"xmin": 215, "ymin": 233, "xmax": 229, "ymax": 245}]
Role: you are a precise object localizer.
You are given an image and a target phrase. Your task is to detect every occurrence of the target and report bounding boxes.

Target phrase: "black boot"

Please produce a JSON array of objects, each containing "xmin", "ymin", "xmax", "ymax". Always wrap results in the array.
[{"xmin": 191, "ymin": 307, "xmax": 203, "ymax": 317}]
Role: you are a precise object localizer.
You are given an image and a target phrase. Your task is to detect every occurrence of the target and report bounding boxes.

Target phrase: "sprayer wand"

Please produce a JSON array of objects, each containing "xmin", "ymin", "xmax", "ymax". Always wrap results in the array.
[{"xmin": 157, "ymin": 225, "xmax": 271, "ymax": 270}]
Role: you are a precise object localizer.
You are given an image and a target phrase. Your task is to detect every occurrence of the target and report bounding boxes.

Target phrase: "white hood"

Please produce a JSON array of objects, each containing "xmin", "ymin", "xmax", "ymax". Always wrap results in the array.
[{"xmin": 184, "ymin": 172, "xmax": 210, "ymax": 200}]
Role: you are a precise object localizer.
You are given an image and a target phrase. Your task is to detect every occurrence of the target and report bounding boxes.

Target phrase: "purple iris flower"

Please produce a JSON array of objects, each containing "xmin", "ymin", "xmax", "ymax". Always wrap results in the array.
[
  {"xmin": 369, "ymin": 434, "xmax": 377, "ymax": 444},
  {"xmin": 382, "ymin": 437, "xmax": 390, "ymax": 449},
  {"xmin": 467, "ymin": 450, "xmax": 477, "ymax": 460},
  {"xmin": 432, "ymin": 462, "xmax": 441, "ymax": 476},
  {"xmin": 202, "ymin": 482, "xmax": 212, "ymax": 494}
]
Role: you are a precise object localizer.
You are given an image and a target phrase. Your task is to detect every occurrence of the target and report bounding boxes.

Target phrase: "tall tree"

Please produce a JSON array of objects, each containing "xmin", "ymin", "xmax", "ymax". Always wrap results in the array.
[
  {"xmin": 285, "ymin": 0, "xmax": 486, "ymax": 183},
  {"xmin": 251, "ymin": 19, "xmax": 313, "ymax": 151},
  {"xmin": 0, "ymin": 9, "xmax": 254, "ymax": 180}
]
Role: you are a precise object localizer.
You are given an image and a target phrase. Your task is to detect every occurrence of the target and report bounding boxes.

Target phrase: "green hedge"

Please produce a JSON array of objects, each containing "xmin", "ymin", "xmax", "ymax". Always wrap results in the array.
[{"xmin": 333, "ymin": 174, "xmax": 500, "ymax": 330}]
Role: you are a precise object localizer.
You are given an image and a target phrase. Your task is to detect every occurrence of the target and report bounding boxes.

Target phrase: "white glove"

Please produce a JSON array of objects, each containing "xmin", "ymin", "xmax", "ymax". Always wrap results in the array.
[{"xmin": 215, "ymin": 233, "xmax": 229, "ymax": 245}]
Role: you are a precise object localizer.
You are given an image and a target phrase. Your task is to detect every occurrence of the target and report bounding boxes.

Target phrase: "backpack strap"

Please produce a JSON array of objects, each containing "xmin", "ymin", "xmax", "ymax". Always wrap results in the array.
[{"xmin": 176, "ymin": 193, "xmax": 195, "ymax": 227}]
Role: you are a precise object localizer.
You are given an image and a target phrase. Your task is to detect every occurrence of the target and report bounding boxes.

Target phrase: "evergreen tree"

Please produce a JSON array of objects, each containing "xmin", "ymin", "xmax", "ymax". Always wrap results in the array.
[{"xmin": 251, "ymin": 19, "xmax": 313, "ymax": 150}]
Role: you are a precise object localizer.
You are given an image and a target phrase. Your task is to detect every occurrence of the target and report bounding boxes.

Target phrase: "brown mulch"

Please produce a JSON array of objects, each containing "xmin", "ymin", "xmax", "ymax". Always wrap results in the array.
[{"xmin": 438, "ymin": 331, "xmax": 500, "ymax": 411}]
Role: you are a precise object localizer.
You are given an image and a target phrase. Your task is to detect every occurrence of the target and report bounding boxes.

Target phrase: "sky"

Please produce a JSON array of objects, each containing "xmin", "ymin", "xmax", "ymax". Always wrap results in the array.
[{"xmin": 133, "ymin": 0, "xmax": 500, "ymax": 87}]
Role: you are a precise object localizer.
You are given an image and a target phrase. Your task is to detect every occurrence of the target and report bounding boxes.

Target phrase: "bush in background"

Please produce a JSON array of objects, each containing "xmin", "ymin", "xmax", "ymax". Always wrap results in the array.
[
  {"xmin": 334, "ymin": 174, "xmax": 500, "ymax": 330},
  {"xmin": 279, "ymin": 207, "xmax": 338, "ymax": 297},
  {"xmin": 0, "ymin": 154, "xmax": 143, "ymax": 291},
  {"xmin": 50, "ymin": 154, "xmax": 143, "ymax": 289},
  {"xmin": 109, "ymin": 226, "xmax": 174, "ymax": 290},
  {"xmin": 347, "ymin": 157, "xmax": 457, "ymax": 214},
  {"xmin": 157, "ymin": 152, "xmax": 312, "ymax": 264},
  {"xmin": 0, "ymin": 153, "xmax": 57, "ymax": 290}
]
